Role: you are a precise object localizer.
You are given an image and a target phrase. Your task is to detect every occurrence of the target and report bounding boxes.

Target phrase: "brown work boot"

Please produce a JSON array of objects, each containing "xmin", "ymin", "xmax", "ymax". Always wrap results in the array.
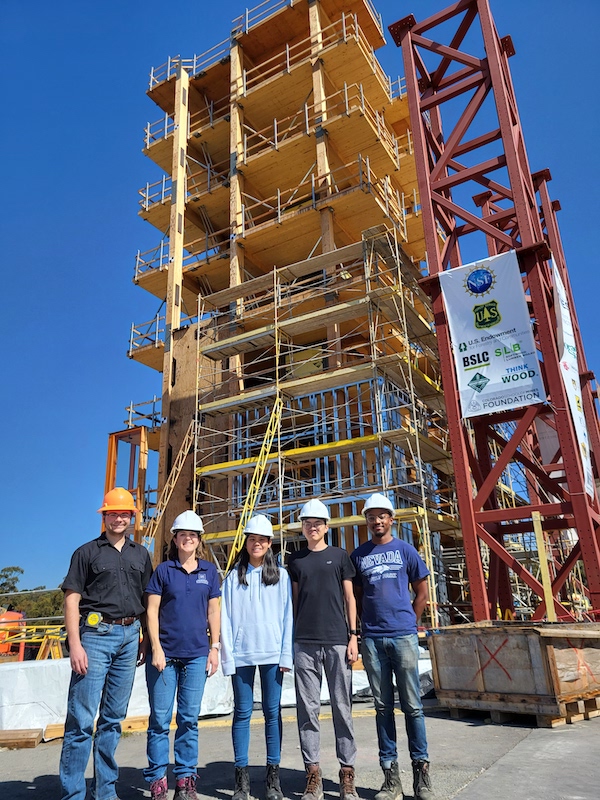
[
  {"xmin": 174, "ymin": 775, "xmax": 198, "ymax": 800},
  {"xmin": 301, "ymin": 764, "xmax": 324, "ymax": 800},
  {"xmin": 339, "ymin": 766, "xmax": 360, "ymax": 800}
]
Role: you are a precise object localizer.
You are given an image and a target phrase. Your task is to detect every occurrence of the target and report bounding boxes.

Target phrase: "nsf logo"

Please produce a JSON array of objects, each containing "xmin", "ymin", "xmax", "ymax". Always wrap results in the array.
[{"xmin": 464, "ymin": 267, "xmax": 495, "ymax": 296}]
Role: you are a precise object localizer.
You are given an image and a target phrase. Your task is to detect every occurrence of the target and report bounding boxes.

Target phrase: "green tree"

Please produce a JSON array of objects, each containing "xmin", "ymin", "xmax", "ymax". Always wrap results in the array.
[{"xmin": 0, "ymin": 566, "xmax": 24, "ymax": 594}]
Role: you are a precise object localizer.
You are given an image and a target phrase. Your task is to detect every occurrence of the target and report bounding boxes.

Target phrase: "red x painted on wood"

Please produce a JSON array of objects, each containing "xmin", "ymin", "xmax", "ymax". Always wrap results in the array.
[
  {"xmin": 473, "ymin": 638, "xmax": 512, "ymax": 682},
  {"xmin": 567, "ymin": 638, "xmax": 597, "ymax": 682}
]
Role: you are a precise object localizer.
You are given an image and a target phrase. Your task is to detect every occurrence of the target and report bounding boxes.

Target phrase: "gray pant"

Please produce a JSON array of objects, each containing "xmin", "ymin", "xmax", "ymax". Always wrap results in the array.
[{"xmin": 294, "ymin": 642, "xmax": 357, "ymax": 767}]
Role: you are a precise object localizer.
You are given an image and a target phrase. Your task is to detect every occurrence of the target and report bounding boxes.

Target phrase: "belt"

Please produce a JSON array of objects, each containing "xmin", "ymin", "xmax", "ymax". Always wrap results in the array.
[{"xmin": 101, "ymin": 615, "xmax": 139, "ymax": 626}]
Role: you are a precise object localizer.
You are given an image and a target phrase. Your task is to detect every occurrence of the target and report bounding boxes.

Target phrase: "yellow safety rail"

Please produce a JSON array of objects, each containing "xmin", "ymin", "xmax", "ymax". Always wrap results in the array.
[{"xmin": 225, "ymin": 395, "xmax": 283, "ymax": 573}]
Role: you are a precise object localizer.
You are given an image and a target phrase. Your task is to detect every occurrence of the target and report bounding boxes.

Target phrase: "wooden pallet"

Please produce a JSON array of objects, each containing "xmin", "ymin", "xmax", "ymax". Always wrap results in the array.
[
  {"xmin": 44, "ymin": 714, "xmax": 178, "ymax": 741},
  {"xmin": 0, "ymin": 729, "xmax": 43, "ymax": 748},
  {"xmin": 445, "ymin": 696, "xmax": 600, "ymax": 728}
]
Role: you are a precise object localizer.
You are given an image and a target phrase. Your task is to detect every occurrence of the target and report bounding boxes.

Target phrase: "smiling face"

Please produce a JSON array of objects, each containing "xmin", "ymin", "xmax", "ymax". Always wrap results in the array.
[
  {"xmin": 301, "ymin": 518, "xmax": 328, "ymax": 550},
  {"xmin": 103, "ymin": 511, "xmax": 132, "ymax": 538},
  {"xmin": 246, "ymin": 534, "xmax": 272, "ymax": 566},
  {"xmin": 365, "ymin": 510, "xmax": 394, "ymax": 543},
  {"xmin": 174, "ymin": 529, "xmax": 200, "ymax": 559}
]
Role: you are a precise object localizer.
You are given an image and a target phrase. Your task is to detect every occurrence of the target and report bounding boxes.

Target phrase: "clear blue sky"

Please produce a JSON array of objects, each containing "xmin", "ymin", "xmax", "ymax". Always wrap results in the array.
[{"xmin": 1, "ymin": 0, "xmax": 598, "ymax": 590}]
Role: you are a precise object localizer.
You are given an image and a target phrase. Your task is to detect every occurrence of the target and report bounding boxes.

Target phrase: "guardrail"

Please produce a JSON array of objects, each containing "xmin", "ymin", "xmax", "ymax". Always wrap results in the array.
[
  {"xmin": 125, "ymin": 396, "xmax": 162, "ymax": 429},
  {"xmin": 129, "ymin": 312, "xmax": 198, "ymax": 356},
  {"xmin": 149, "ymin": 39, "xmax": 230, "ymax": 89}
]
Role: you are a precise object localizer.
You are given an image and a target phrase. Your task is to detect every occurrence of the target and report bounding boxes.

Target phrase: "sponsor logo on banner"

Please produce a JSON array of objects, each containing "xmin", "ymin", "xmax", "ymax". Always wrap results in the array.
[
  {"xmin": 439, "ymin": 250, "xmax": 546, "ymax": 419},
  {"xmin": 473, "ymin": 299, "xmax": 501, "ymax": 329}
]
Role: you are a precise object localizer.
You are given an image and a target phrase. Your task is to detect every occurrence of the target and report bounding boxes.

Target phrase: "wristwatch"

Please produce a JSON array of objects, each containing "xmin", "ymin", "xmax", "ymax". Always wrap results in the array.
[
  {"xmin": 349, "ymin": 629, "xmax": 358, "ymax": 636},
  {"xmin": 210, "ymin": 642, "xmax": 221, "ymax": 650}
]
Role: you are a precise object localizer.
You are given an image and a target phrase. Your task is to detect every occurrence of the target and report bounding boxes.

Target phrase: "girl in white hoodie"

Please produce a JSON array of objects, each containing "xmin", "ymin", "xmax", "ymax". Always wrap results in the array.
[{"xmin": 221, "ymin": 515, "xmax": 293, "ymax": 800}]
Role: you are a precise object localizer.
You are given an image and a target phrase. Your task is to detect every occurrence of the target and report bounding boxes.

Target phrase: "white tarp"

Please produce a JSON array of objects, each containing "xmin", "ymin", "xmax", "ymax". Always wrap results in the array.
[
  {"xmin": 0, "ymin": 657, "xmax": 433, "ymax": 734},
  {"xmin": 0, "ymin": 659, "xmax": 233, "ymax": 734},
  {"xmin": 439, "ymin": 250, "xmax": 546, "ymax": 419},
  {"xmin": 553, "ymin": 261, "xmax": 595, "ymax": 497}
]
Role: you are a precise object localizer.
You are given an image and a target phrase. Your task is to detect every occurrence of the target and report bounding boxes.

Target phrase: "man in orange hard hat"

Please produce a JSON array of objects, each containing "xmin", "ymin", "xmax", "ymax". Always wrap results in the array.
[{"xmin": 59, "ymin": 488, "xmax": 153, "ymax": 800}]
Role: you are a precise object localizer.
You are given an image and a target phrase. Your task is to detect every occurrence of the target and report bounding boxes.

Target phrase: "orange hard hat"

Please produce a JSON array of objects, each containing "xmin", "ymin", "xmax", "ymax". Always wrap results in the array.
[{"xmin": 97, "ymin": 487, "xmax": 139, "ymax": 514}]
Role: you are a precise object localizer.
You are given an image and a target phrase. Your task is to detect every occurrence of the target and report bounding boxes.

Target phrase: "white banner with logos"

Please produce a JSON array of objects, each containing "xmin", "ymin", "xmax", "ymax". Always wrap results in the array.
[
  {"xmin": 553, "ymin": 261, "xmax": 595, "ymax": 498},
  {"xmin": 439, "ymin": 250, "xmax": 546, "ymax": 419}
]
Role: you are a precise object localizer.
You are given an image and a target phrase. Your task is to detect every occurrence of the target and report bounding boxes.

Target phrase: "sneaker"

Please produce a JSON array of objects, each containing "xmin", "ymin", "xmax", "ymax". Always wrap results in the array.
[
  {"xmin": 233, "ymin": 766, "xmax": 251, "ymax": 800},
  {"xmin": 265, "ymin": 763, "xmax": 283, "ymax": 800},
  {"xmin": 339, "ymin": 766, "xmax": 359, "ymax": 800},
  {"xmin": 150, "ymin": 776, "xmax": 168, "ymax": 800},
  {"xmin": 301, "ymin": 764, "xmax": 323, "ymax": 800},
  {"xmin": 374, "ymin": 762, "xmax": 403, "ymax": 800},
  {"xmin": 412, "ymin": 760, "xmax": 434, "ymax": 799},
  {"xmin": 174, "ymin": 775, "xmax": 198, "ymax": 800}
]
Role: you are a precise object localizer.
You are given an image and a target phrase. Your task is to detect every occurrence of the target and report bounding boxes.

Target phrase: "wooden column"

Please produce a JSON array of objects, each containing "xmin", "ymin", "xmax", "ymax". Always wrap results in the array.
[
  {"xmin": 309, "ymin": 0, "xmax": 341, "ymax": 367},
  {"xmin": 156, "ymin": 65, "xmax": 189, "ymax": 561},
  {"xmin": 228, "ymin": 39, "xmax": 245, "ymax": 394}
]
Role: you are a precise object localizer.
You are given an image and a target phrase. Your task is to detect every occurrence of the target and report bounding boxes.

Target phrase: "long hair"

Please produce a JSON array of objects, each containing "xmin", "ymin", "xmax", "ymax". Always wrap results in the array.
[
  {"xmin": 233, "ymin": 539, "xmax": 280, "ymax": 586},
  {"xmin": 167, "ymin": 535, "xmax": 206, "ymax": 562}
]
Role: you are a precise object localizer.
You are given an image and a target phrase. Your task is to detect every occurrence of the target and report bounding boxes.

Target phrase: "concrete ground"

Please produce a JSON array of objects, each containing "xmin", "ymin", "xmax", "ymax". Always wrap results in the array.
[{"xmin": 1, "ymin": 700, "xmax": 598, "ymax": 800}]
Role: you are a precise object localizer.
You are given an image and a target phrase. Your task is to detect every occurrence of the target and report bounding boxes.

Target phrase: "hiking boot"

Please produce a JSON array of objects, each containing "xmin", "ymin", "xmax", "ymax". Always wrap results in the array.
[
  {"xmin": 412, "ymin": 760, "xmax": 434, "ymax": 799},
  {"xmin": 174, "ymin": 776, "xmax": 198, "ymax": 800},
  {"xmin": 150, "ymin": 777, "xmax": 168, "ymax": 800},
  {"xmin": 339, "ymin": 766, "xmax": 359, "ymax": 800},
  {"xmin": 265, "ymin": 764, "xmax": 283, "ymax": 800},
  {"xmin": 301, "ymin": 764, "xmax": 324, "ymax": 800},
  {"xmin": 233, "ymin": 766, "xmax": 251, "ymax": 800},
  {"xmin": 374, "ymin": 762, "xmax": 403, "ymax": 800}
]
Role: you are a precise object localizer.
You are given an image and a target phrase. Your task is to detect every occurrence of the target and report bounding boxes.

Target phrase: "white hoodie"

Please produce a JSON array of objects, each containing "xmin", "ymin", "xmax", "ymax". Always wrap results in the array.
[{"xmin": 220, "ymin": 564, "xmax": 294, "ymax": 676}]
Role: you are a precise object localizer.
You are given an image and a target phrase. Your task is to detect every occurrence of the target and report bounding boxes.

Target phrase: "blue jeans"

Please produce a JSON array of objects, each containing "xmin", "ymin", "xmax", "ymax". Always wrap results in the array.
[
  {"xmin": 361, "ymin": 635, "xmax": 429, "ymax": 765},
  {"xmin": 60, "ymin": 619, "xmax": 141, "ymax": 800},
  {"xmin": 144, "ymin": 656, "xmax": 208, "ymax": 782},
  {"xmin": 231, "ymin": 664, "xmax": 283, "ymax": 767}
]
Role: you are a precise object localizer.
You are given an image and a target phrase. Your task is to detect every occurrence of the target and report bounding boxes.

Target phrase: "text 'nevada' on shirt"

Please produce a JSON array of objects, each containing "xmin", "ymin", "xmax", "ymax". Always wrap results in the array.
[
  {"xmin": 287, "ymin": 546, "xmax": 355, "ymax": 645},
  {"xmin": 145, "ymin": 559, "xmax": 220, "ymax": 659},
  {"xmin": 62, "ymin": 535, "xmax": 153, "ymax": 620},
  {"xmin": 351, "ymin": 538, "xmax": 429, "ymax": 638}
]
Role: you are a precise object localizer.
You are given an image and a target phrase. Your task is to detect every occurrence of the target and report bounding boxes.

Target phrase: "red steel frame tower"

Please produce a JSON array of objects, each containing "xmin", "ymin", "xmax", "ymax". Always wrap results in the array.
[{"xmin": 389, "ymin": 0, "xmax": 600, "ymax": 621}]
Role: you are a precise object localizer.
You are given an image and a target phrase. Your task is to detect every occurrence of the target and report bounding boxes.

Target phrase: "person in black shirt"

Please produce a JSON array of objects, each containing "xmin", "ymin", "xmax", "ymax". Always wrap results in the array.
[
  {"xmin": 59, "ymin": 488, "xmax": 153, "ymax": 800},
  {"xmin": 287, "ymin": 498, "xmax": 359, "ymax": 800}
]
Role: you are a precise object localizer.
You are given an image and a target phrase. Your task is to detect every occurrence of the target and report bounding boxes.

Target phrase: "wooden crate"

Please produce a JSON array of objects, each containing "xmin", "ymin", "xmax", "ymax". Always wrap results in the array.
[{"xmin": 428, "ymin": 621, "xmax": 600, "ymax": 719}]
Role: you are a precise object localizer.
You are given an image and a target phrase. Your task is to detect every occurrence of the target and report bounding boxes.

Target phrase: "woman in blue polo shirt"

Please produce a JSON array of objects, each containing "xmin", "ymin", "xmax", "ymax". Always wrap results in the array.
[
  {"xmin": 221, "ymin": 514, "xmax": 293, "ymax": 800},
  {"xmin": 144, "ymin": 510, "xmax": 220, "ymax": 800}
]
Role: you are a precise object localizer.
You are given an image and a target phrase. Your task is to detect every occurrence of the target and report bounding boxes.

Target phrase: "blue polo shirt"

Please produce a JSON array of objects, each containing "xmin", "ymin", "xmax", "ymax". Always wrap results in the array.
[{"xmin": 146, "ymin": 559, "xmax": 220, "ymax": 659}]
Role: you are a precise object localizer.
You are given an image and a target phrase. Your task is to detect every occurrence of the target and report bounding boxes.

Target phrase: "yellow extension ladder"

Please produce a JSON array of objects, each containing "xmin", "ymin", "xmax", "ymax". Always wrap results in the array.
[{"xmin": 225, "ymin": 395, "xmax": 283, "ymax": 572}]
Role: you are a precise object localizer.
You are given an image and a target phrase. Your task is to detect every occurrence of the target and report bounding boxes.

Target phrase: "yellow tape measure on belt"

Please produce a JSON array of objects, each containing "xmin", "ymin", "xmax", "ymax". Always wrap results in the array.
[{"xmin": 86, "ymin": 612, "xmax": 101, "ymax": 627}]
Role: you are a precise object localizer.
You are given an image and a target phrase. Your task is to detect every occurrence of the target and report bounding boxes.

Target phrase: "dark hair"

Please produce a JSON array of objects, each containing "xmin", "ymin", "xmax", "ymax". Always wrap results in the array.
[
  {"xmin": 233, "ymin": 538, "xmax": 280, "ymax": 586},
  {"xmin": 168, "ymin": 534, "xmax": 206, "ymax": 562}
]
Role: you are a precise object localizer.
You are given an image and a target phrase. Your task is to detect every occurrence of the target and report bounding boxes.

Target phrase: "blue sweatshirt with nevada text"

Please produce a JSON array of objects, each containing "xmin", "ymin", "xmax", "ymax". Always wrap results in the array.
[{"xmin": 220, "ymin": 564, "xmax": 293, "ymax": 676}]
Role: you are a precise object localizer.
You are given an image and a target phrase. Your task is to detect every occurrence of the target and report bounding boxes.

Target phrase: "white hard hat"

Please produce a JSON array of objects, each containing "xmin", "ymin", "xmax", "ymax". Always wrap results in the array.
[
  {"xmin": 363, "ymin": 493, "xmax": 395, "ymax": 515},
  {"xmin": 299, "ymin": 499, "xmax": 330, "ymax": 521},
  {"xmin": 243, "ymin": 514, "xmax": 274, "ymax": 538},
  {"xmin": 171, "ymin": 510, "xmax": 204, "ymax": 534}
]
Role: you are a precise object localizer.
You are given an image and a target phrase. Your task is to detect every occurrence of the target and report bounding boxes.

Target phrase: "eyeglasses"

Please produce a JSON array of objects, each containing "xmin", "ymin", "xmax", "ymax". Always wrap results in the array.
[
  {"xmin": 302, "ymin": 519, "xmax": 326, "ymax": 529},
  {"xmin": 106, "ymin": 512, "xmax": 132, "ymax": 520},
  {"xmin": 366, "ymin": 514, "xmax": 392, "ymax": 523}
]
